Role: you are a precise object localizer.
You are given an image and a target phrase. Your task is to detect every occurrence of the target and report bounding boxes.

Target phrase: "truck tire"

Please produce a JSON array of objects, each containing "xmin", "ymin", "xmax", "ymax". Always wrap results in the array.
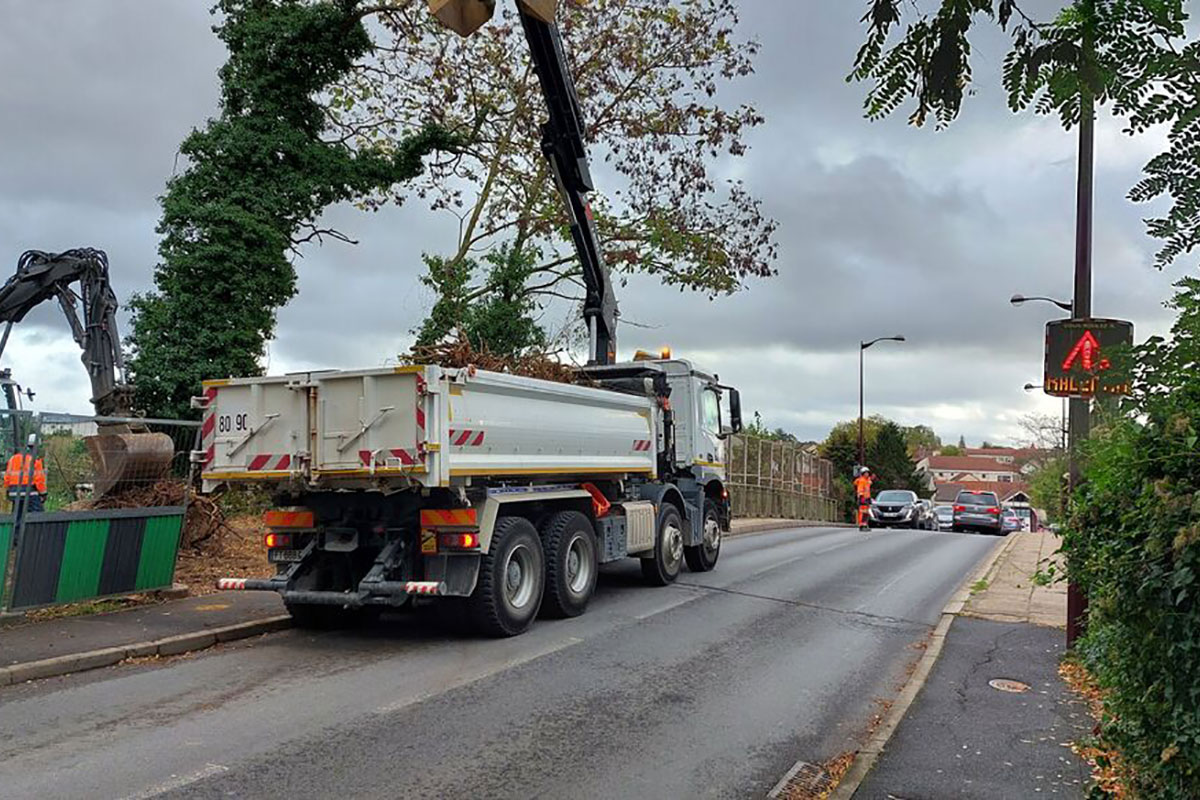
[
  {"xmin": 540, "ymin": 510, "xmax": 598, "ymax": 618},
  {"xmin": 684, "ymin": 502, "xmax": 721, "ymax": 573},
  {"xmin": 641, "ymin": 503, "xmax": 684, "ymax": 586},
  {"xmin": 469, "ymin": 515, "xmax": 545, "ymax": 637}
]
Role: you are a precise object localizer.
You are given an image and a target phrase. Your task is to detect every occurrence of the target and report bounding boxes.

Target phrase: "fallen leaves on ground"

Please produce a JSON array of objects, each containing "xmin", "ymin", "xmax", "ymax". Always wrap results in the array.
[{"xmin": 1059, "ymin": 659, "xmax": 1130, "ymax": 798}]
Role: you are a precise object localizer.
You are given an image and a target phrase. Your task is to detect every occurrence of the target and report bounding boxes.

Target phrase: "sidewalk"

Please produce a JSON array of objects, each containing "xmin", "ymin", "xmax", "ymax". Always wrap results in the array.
[
  {"xmin": 852, "ymin": 531, "xmax": 1091, "ymax": 798},
  {"xmin": 0, "ymin": 591, "xmax": 286, "ymax": 685},
  {"xmin": 730, "ymin": 517, "xmax": 849, "ymax": 535}
]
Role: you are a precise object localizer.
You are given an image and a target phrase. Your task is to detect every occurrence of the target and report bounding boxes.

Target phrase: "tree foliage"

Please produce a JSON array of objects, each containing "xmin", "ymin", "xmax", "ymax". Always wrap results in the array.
[
  {"xmin": 127, "ymin": 0, "xmax": 459, "ymax": 418},
  {"xmin": 333, "ymin": 0, "xmax": 776, "ymax": 349},
  {"xmin": 851, "ymin": 0, "xmax": 1198, "ymax": 275},
  {"xmin": 902, "ymin": 423, "xmax": 941, "ymax": 456}
]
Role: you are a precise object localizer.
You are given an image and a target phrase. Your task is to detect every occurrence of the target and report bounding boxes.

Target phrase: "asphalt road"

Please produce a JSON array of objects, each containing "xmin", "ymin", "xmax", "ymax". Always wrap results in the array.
[{"xmin": 0, "ymin": 526, "xmax": 996, "ymax": 800}]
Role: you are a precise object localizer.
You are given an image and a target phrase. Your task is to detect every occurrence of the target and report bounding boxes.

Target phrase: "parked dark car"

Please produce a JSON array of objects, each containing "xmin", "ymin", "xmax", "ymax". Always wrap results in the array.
[
  {"xmin": 952, "ymin": 490, "xmax": 1004, "ymax": 535},
  {"xmin": 869, "ymin": 490, "xmax": 922, "ymax": 529},
  {"xmin": 934, "ymin": 504, "xmax": 955, "ymax": 531}
]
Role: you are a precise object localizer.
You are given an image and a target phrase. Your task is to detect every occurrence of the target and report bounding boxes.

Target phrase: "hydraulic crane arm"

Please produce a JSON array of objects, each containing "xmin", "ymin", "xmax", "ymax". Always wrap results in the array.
[
  {"xmin": 0, "ymin": 248, "xmax": 131, "ymax": 416},
  {"xmin": 431, "ymin": 0, "xmax": 619, "ymax": 364}
]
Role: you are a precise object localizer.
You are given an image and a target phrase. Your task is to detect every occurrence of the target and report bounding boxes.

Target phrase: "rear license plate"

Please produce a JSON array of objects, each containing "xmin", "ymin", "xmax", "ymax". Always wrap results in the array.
[{"xmin": 268, "ymin": 548, "xmax": 304, "ymax": 563}]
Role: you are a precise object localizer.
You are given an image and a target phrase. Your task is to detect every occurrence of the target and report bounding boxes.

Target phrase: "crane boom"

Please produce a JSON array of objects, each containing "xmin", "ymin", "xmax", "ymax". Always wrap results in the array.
[{"xmin": 430, "ymin": 0, "xmax": 618, "ymax": 364}]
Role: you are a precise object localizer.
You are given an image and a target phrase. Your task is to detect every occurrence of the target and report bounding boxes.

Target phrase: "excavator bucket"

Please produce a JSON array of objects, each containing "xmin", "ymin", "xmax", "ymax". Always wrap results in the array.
[
  {"xmin": 429, "ymin": 0, "xmax": 559, "ymax": 36},
  {"xmin": 85, "ymin": 430, "xmax": 175, "ymax": 497}
]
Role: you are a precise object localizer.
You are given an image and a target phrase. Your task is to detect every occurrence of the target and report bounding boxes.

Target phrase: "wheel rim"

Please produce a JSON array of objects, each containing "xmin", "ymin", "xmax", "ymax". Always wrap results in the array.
[
  {"xmin": 565, "ymin": 533, "xmax": 593, "ymax": 594},
  {"xmin": 663, "ymin": 520, "xmax": 683, "ymax": 571},
  {"xmin": 703, "ymin": 516, "xmax": 721, "ymax": 559},
  {"xmin": 503, "ymin": 543, "xmax": 537, "ymax": 610}
]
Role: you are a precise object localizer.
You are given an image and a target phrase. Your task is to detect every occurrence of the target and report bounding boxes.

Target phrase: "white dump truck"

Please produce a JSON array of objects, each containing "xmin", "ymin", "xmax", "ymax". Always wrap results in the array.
[
  {"xmin": 202, "ymin": 0, "xmax": 744, "ymax": 636},
  {"xmin": 201, "ymin": 357, "xmax": 740, "ymax": 635}
]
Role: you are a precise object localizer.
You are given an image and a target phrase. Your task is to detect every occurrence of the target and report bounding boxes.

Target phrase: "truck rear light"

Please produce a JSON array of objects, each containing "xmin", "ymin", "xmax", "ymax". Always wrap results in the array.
[
  {"xmin": 263, "ymin": 509, "xmax": 315, "ymax": 528},
  {"xmin": 438, "ymin": 532, "xmax": 479, "ymax": 550},
  {"xmin": 264, "ymin": 532, "xmax": 293, "ymax": 549}
]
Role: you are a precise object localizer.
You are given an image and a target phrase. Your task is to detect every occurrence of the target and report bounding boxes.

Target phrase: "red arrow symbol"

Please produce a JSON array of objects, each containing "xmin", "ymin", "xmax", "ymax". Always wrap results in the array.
[{"xmin": 1062, "ymin": 330, "xmax": 1102, "ymax": 372}]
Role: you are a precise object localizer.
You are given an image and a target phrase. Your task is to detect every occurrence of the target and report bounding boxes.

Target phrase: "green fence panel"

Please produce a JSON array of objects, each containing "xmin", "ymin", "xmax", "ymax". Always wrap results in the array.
[
  {"xmin": 7, "ymin": 507, "xmax": 185, "ymax": 610},
  {"xmin": 0, "ymin": 520, "xmax": 11, "ymax": 605},
  {"xmin": 135, "ymin": 514, "xmax": 184, "ymax": 591},
  {"xmin": 54, "ymin": 519, "xmax": 110, "ymax": 604}
]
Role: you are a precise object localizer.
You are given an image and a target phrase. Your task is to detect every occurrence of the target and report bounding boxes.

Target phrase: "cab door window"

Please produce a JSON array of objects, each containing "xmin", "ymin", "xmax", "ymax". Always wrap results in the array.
[{"xmin": 701, "ymin": 389, "xmax": 721, "ymax": 435}]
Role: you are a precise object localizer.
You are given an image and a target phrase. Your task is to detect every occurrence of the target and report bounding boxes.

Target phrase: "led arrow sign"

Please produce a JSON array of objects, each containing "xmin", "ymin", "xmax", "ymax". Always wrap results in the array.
[{"xmin": 1043, "ymin": 318, "xmax": 1133, "ymax": 398}]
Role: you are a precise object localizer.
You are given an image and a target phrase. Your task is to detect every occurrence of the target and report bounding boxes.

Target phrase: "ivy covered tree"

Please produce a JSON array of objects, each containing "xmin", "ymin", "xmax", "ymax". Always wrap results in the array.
[{"xmin": 127, "ymin": 0, "xmax": 459, "ymax": 418}]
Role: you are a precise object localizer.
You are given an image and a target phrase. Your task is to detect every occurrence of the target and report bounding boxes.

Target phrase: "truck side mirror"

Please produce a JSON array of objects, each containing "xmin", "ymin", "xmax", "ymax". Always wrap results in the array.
[{"xmin": 728, "ymin": 389, "xmax": 743, "ymax": 434}]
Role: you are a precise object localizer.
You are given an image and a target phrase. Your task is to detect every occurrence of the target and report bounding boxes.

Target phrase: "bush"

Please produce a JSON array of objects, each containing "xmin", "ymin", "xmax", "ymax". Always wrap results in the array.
[{"xmin": 1065, "ymin": 281, "xmax": 1200, "ymax": 797}]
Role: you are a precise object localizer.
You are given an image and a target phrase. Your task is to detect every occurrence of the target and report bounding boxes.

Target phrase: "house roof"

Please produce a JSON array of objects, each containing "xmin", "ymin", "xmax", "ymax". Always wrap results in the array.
[
  {"xmin": 925, "ymin": 455, "xmax": 1020, "ymax": 473},
  {"xmin": 933, "ymin": 480, "xmax": 1030, "ymax": 503}
]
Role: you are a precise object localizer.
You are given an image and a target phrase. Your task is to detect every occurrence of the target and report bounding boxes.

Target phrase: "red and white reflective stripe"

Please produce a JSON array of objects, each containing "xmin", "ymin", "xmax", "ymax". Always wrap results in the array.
[
  {"xmin": 217, "ymin": 577, "xmax": 247, "ymax": 590},
  {"xmin": 358, "ymin": 449, "xmax": 418, "ymax": 467},
  {"xmin": 200, "ymin": 387, "xmax": 218, "ymax": 467},
  {"xmin": 247, "ymin": 454, "xmax": 292, "ymax": 471},
  {"xmin": 448, "ymin": 429, "xmax": 486, "ymax": 447},
  {"xmin": 404, "ymin": 581, "xmax": 445, "ymax": 596},
  {"xmin": 633, "ymin": 439, "xmax": 652, "ymax": 451}
]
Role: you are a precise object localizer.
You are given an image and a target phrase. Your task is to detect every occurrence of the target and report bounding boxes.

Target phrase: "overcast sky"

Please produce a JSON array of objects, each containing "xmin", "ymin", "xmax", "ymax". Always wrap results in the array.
[{"xmin": 0, "ymin": 1, "xmax": 1184, "ymax": 447}]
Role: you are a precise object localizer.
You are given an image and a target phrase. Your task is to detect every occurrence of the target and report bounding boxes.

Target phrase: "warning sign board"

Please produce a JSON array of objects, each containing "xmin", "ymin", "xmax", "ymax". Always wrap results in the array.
[{"xmin": 1043, "ymin": 318, "xmax": 1133, "ymax": 398}]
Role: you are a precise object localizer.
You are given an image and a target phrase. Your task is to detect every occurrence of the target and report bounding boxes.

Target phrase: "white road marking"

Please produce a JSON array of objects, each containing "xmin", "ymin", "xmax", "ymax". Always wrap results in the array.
[{"xmin": 121, "ymin": 763, "xmax": 230, "ymax": 800}]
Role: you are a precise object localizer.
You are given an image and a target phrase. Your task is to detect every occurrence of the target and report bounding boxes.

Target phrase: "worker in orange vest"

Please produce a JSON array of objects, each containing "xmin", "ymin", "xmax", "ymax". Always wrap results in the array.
[
  {"xmin": 853, "ymin": 467, "xmax": 874, "ymax": 531},
  {"xmin": 5, "ymin": 451, "xmax": 47, "ymax": 512}
]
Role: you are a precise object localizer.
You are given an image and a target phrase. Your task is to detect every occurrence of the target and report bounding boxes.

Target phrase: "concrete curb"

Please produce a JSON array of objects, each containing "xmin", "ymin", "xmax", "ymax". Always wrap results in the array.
[
  {"xmin": 0, "ymin": 615, "xmax": 292, "ymax": 687},
  {"xmin": 825, "ymin": 533, "xmax": 1017, "ymax": 800}
]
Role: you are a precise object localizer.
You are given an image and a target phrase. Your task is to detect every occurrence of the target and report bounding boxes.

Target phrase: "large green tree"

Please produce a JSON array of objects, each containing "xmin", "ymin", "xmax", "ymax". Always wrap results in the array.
[
  {"xmin": 332, "ymin": 0, "xmax": 776, "ymax": 351},
  {"xmin": 127, "ymin": 0, "xmax": 459, "ymax": 418}
]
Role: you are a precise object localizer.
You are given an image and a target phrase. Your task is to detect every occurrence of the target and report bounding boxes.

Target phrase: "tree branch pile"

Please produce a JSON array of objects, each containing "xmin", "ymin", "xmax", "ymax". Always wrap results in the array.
[
  {"xmin": 81, "ymin": 479, "xmax": 227, "ymax": 553},
  {"xmin": 404, "ymin": 333, "xmax": 584, "ymax": 385}
]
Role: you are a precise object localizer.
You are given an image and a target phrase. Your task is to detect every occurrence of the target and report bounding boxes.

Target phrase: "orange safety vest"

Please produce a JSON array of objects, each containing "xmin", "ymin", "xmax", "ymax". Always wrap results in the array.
[
  {"xmin": 4, "ymin": 453, "xmax": 47, "ymax": 494},
  {"xmin": 853, "ymin": 474, "xmax": 873, "ymax": 501}
]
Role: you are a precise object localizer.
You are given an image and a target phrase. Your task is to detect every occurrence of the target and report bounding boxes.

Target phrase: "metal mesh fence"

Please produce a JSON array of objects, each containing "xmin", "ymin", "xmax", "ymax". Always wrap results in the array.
[
  {"xmin": 10, "ymin": 413, "xmax": 198, "ymax": 513},
  {"xmin": 728, "ymin": 434, "xmax": 838, "ymax": 522}
]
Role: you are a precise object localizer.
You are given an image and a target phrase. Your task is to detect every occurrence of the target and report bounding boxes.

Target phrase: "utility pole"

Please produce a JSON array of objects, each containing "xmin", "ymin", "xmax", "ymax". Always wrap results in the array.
[{"xmin": 1066, "ymin": 10, "xmax": 1095, "ymax": 648}]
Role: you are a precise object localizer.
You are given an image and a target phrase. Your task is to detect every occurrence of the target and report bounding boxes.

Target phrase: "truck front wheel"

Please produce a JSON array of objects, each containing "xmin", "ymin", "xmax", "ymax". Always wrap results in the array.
[
  {"xmin": 641, "ymin": 504, "xmax": 684, "ymax": 586},
  {"xmin": 469, "ymin": 516, "xmax": 545, "ymax": 637},
  {"xmin": 684, "ymin": 502, "xmax": 721, "ymax": 573},
  {"xmin": 540, "ymin": 510, "xmax": 598, "ymax": 618}
]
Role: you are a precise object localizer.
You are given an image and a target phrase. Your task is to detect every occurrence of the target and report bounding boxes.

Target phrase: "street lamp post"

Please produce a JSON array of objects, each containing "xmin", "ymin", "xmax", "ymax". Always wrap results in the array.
[{"xmin": 859, "ymin": 336, "xmax": 906, "ymax": 469}]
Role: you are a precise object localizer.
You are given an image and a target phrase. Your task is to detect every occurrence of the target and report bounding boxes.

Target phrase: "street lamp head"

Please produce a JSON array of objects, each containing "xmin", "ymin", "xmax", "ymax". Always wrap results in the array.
[
  {"xmin": 893, "ymin": 335, "xmax": 906, "ymax": 342},
  {"xmin": 1023, "ymin": 383, "xmax": 1038, "ymax": 392},
  {"xmin": 1010, "ymin": 294, "xmax": 1026, "ymax": 306}
]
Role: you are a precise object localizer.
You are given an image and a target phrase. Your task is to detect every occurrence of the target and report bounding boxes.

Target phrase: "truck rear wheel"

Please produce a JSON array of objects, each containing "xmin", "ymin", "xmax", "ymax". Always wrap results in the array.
[
  {"xmin": 684, "ymin": 502, "xmax": 721, "ymax": 573},
  {"xmin": 641, "ymin": 504, "xmax": 684, "ymax": 586},
  {"xmin": 469, "ymin": 515, "xmax": 545, "ymax": 637},
  {"xmin": 540, "ymin": 510, "xmax": 598, "ymax": 618}
]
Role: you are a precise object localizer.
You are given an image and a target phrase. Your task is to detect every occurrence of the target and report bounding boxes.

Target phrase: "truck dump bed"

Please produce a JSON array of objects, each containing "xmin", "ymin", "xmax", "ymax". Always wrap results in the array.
[{"xmin": 199, "ymin": 365, "xmax": 658, "ymax": 491}]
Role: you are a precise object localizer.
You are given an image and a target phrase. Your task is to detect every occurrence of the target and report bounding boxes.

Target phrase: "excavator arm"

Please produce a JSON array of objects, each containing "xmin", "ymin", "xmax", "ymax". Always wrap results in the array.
[
  {"xmin": 0, "ymin": 248, "xmax": 131, "ymax": 416},
  {"xmin": 0, "ymin": 248, "xmax": 173, "ymax": 496},
  {"xmin": 431, "ymin": 0, "xmax": 619, "ymax": 364}
]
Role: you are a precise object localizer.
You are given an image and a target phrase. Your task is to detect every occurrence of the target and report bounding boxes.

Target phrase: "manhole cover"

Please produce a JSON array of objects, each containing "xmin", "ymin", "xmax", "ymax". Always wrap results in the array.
[{"xmin": 989, "ymin": 678, "xmax": 1030, "ymax": 693}]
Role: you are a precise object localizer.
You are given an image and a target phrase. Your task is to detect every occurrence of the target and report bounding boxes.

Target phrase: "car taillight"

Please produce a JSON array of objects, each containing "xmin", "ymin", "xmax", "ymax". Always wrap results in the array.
[
  {"xmin": 987, "ymin": 507, "xmax": 1000, "ymax": 514},
  {"xmin": 953, "ymin": 505, "xmax": 965, "ymax": 512},
  {"xmin": 264, "ymin": 532, "xmax": 293, "ymax": 549},
  {"xmin": 438, "ymin": 532, "xmax": 480, "ymax": 550}
]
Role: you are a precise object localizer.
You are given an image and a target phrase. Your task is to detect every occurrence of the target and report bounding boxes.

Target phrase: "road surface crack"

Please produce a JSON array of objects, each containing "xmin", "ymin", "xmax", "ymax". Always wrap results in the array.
[{"xmin": 674, "ymin": 582, "xmax": 933, "ymax": 630}]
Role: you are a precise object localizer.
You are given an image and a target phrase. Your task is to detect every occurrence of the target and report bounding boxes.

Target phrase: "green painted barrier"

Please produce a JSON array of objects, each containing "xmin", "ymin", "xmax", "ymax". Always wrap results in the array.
[
  {"xmin": 0, "ymin": 520, "xmax": 11, "ymax": 604},
  {"xmin": 3, "ymin": 507, "xmax": 185, "ymax": 611}
]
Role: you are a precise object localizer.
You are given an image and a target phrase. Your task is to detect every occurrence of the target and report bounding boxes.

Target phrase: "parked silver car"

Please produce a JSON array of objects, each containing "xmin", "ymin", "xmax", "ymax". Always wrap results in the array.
[{"xmin": 934, "ymin": 504, "xmax": 955, "ymax": 531}]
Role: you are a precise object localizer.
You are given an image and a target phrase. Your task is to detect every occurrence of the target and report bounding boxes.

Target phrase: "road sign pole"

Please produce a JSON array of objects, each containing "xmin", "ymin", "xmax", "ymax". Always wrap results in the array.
[{"xmin": 1067, "ymin": 35, "xmax": 1095, "ymax": 648}]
